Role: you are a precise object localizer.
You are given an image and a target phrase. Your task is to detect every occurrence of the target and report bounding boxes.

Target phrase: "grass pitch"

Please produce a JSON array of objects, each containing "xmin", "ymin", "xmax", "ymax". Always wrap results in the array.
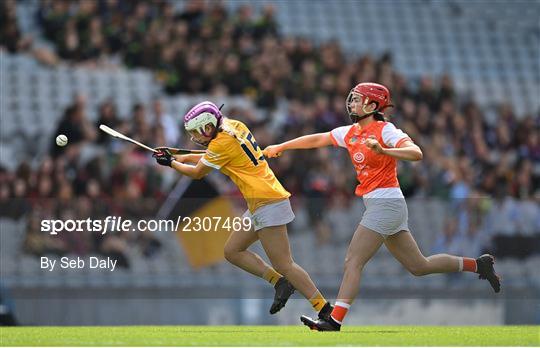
[{"xmin": 1, "ymin": 326, "xmax": 538, "ymax": 346}]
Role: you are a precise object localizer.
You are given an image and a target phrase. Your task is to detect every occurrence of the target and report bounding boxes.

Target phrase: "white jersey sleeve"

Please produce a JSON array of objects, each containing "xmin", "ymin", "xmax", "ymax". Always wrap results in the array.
[
  {"xmin": 382, "ymin": 122, "xmax": 411, "ymax": 148},
  {"xmin": 330, "ymin": 125, "xmax": 352, "ymax": 148}
]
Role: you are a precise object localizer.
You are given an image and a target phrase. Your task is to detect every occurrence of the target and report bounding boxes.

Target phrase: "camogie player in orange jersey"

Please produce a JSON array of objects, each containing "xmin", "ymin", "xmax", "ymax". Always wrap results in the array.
[
  {"xmin": 152, "ymin": 101, "xmax": 332, "ymax": 318},
  {"xmin": 264, "ymin": 83, "xmax": 501, "ymax": 331}
]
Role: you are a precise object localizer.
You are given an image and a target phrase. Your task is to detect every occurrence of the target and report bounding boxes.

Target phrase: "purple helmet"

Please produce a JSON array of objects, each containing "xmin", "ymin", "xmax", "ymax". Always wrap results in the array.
[{"xmin": 183, "ymin": 101, "xmax": 223, "ymax": 137}]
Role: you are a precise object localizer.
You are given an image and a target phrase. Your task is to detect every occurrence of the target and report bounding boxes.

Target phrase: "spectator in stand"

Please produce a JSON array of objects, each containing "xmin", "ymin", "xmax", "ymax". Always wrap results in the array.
[
  {"xmin": 96, "ymin": 100, "xmax": 125, "ymax": 145},
  {"xmin": 0, "ymin": 0, "xmax": 32, "ymax": 53},
  {"xmin": 50, "ymin": 95, "xmax": 96, "ymax": 157},
  {"xmin": 432, "ymin": 218, "xmax": 462, "ymax": 256},
  {"xmin": 151, "ymin": 99, "xmax": 180, "ymax": 147},
  {"xmin": 1, "ymin": 0, "xmax": 535, "ymax": 259},
  {"xmin": 130, "ymin": 103, "xmax": 152, "ymax": 147}
]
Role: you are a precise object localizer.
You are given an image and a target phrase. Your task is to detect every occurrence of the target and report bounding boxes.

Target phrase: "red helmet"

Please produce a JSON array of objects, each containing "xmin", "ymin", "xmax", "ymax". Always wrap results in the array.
[{"xmin": 346, "ymin": 82, "xmax": 392, "ymax": 122}]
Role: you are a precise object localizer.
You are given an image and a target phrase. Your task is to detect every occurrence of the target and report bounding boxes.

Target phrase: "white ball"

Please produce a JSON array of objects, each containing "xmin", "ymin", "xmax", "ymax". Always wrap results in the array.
[{"xmin": 56, "ymin": 134, "xmax": 68, "ymax": 147}]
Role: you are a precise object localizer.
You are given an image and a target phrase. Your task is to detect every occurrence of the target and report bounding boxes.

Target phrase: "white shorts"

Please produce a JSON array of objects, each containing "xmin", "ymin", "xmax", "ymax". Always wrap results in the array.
[
  {"xmin": 360, "ymin": 197, "xmax": 409, "ymax": 237},
  {"xmin": 242, "ymin": 199, "xmax": 295, "ymax": 231}
]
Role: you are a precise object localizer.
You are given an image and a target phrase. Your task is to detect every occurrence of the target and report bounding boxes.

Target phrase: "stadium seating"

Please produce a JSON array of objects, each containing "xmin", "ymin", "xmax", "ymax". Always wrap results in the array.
[
  {"xmin": 1, "ymin": 2, "xmax": 538, "ymax": 323},
  {"xmin": 226, "ymin": 0, "xmax": 539, "ymax": 116}
]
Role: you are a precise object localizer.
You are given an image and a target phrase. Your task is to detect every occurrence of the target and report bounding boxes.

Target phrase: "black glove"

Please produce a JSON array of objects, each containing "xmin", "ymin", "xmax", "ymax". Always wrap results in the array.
[{"xmin": 153, "ymin": 149, "xmax": 173, "ymax": 167}]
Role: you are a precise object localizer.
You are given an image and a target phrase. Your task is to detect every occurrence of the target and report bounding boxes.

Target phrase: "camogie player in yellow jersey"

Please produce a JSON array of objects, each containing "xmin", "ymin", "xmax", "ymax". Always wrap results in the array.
[{"xmin": 152, "ymin": 101, "xmax": 332, "ymax": 318}]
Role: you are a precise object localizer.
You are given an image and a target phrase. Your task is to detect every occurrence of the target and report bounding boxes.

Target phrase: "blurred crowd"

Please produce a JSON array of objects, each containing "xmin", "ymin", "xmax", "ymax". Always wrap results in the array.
[
  {"xmin": 0, "ymin": 95, "xmax": 169, "ymax": 267},
  {"xmin": 0, "ymin": 0, "xmax": 32, "ymax": 53},
  {"xmin": 35, "ymin": 0, "xmax": 280, "ymax": 97},
  {"xmin": 0, "ymin": 0, "xmax": 59, "ymax": 65},
  {"xmin": 0, "ymin": 0, "xmax": 538, "ymax": 262}
]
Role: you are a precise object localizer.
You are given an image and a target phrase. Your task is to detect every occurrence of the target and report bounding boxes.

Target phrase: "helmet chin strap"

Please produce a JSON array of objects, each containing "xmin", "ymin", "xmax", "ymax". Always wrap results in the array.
[
  {"xmin": 190, "ymin": 132, "xmax": 212, "ymax": 147},
  {"xmin": 190, "ymin": 137, "xmax": 209, "ymax": 147},
  {"xmin": 350, "ymin": 111, "xmax": 377, "ymax": 123},
  {"xmin": 351, "ymin": 111, "xmax": 377, "ymax": 123},
  {"xmin": 349, "ymin": 102, "xmax": 379, "ymax": 123}
]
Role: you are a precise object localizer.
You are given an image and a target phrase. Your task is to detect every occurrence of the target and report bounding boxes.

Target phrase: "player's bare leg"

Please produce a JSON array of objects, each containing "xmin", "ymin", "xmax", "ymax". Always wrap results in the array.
[
  {"xmin": 335, "ymin": 226, "xmax": 385, "ymax": 302},
  {"xmin": 385, "ymin": 230, "xmax": 500, "ymax": 292},
  {"xmin": 385, "ymin": 231, "xmax": 460, "ymax": 274},
  {"xmin": 223, "ymin": 227, "xmax": 267, "ymax": 277},
  {"xmin": 224, "ymin": 227, "xmax": 296, "ymax": 314},
  {"xmin": 301, "ymin": 225, "xmax": 384, "ymax": 331},
  {"xmin": 258, "ymin": 225, "xmax": 329, "ymax": 315},
  {"xmin": 257, "ymin": 225, "xmax": 317, "ymax": 298}
]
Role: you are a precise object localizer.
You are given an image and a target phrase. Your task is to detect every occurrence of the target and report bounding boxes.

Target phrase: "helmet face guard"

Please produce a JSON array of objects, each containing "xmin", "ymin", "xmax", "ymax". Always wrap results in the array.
[
  {"xmin": 185, "ymin": 112, "xmax": 217, "ymax": 146},
  {"xmin": 183, "ymin": 101, "xmax": 223, "ymax": 147},
  {"xmin": 346, "ymin": 83, "xmax": 392, "ymax": 123},
  {"xmin": 346, "ymin": 90, "xmax": 378, "ymax": 123}
]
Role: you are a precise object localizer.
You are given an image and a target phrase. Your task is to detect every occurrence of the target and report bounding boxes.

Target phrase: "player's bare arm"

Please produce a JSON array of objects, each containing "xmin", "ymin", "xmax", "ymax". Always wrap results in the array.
[
  {"xmin": 263, "ymin": 133, "xmax": 333, "ymax": 158},
  {"xmin": 365, "ymin": 137, "xmax": 423, "ymax": 161},
  {"xmin": 171, "ymin": 159, "xmax": 212, "ymax": 179},
  {"xmin": 173, "ymin": 153, "xmax": 205, "ymax": 164},
  {"xmin": 153, "ymin": 149, "xmax": 212, "ymax": 179}
]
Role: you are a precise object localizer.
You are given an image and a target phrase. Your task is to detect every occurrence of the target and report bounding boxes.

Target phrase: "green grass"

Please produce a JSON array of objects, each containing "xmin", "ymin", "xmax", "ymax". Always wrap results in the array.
[{"xmin": 1, "ymin": 326, "xmax": 538, "ymax": 346}]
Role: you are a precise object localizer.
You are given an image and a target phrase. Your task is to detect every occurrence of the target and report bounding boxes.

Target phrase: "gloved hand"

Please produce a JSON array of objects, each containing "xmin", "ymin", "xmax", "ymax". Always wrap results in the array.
[{"xmin": 153, "ymin": 149, "xmax": 173, "ymax": 167}]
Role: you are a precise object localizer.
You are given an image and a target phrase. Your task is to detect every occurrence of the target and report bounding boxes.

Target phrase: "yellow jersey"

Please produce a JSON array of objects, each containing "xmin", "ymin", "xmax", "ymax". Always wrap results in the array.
[{"xmin": 201, "ymin": 118, "xmax": 290, "ymax": 212}]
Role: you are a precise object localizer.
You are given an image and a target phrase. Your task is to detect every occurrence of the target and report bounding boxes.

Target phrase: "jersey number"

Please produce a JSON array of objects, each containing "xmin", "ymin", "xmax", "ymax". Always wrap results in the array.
[{"xmin": 241, "ymin": 133, "xmax": 265, "ymax": 166}]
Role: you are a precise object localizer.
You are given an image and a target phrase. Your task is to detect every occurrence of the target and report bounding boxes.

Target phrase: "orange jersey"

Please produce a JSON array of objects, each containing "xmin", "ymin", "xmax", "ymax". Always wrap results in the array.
[
  {"xmin": 201, "ymin": 118, "xmax": 291, "ymax": 212},
  {"xmin": 330, "ymin": 121, "xmax": 411, "ymax": 197}
]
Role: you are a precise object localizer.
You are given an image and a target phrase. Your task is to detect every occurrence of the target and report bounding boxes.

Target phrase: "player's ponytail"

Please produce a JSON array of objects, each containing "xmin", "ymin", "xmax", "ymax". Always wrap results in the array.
[
  {"xmin": 373, "ymin": 103, "xmax": 393, "ymax": 121},
  {"xmin": 373, "ymin": 111, "xmax": 386, "ymax": 121}
]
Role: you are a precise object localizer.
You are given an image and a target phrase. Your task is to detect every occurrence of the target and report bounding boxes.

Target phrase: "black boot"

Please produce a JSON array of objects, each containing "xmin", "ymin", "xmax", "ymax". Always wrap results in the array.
[
  {"xmin": 300, "ymin": 315, "xmax": 341, "ymax": 331},
  {"xmin": 476, "ymin": 254, "xmax": 501, "ymax": 293},
  {"xmin": 269, "ymin": 277, "xmax": 295, "ymax": 314},
  {"xmin": 318, "ymin": 302, "xmax": 334, "ymax": 320}
]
